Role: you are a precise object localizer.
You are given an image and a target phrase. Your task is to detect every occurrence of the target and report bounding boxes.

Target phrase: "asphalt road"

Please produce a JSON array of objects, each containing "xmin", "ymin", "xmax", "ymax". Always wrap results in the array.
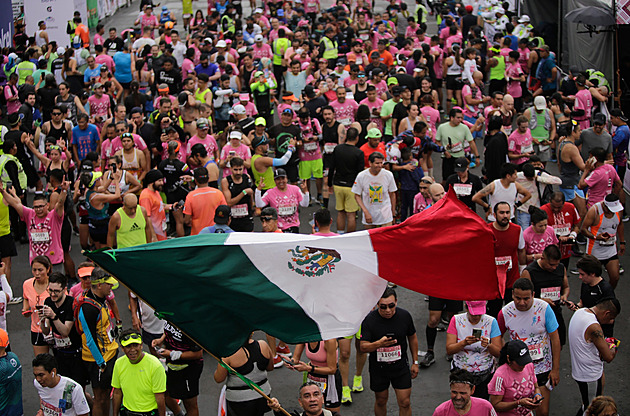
[{"xmin": 6, "ymin": 1, "xmax": 630, "ymax": 415}]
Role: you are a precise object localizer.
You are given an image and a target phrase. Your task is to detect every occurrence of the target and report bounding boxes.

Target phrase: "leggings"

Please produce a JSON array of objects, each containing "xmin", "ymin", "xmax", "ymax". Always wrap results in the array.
[{"xmin": 575, "ymin": 378, "xmax": 603, "ymax": 416}]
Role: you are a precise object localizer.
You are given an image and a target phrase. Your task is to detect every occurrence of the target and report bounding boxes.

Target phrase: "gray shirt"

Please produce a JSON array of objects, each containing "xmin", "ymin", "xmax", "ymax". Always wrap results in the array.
[{"xmin": 577, "ymin": 128, "xmax": 612, "ymax": 161}]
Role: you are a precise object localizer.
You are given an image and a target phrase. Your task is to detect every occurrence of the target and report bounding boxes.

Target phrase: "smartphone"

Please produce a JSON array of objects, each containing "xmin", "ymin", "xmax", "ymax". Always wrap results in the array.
[
  {"xmin": 6, "ymin": 181, "xmax": 12, "ymax": 189},
  {"xmin": 472, "ymin": 328, "xmax": 482, "ymax": 338},
  {"xmin": 386, "ymin": 333, "xmax": 396, "ymax": 342},
  {"xmin": 602, "ymin": 232, "xmax": 612, "ymax": 239},
  {"xmin": 533, "ymin": 396, "xmax": 544, "ymax": 404},
  {"xmin": 312, "ymin": 213, "xmax": 319, "ymax": 232},
  {"xmin": 280, "ymin": 356, "xmax": 294, "ymax": 366},
  {"xmin": 229, "ymin": 150, "xmax": 236, "ymax": 156}
]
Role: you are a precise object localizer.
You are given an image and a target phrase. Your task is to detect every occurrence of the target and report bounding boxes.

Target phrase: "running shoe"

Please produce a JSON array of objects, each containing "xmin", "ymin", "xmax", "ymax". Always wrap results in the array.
[
  {"xmin": 420, "ymin": 351, "xmax": 435, "ymax": 367},
  {"xmin": 8, "ymin": 296, "xmax": 22, "ymax": 305},
  {"xmin": 273, "ymin": 355, "xmax": 284, "ymax": 368},
  {"xmin": 342, "ymin": 386, "xmax": 352, "ymax": 404},
  {"xmin": 276, "ymin": 345, "xmax": 292, "ymax": 357},
  {"xmin": 352, "ymin": 375, "xmax": 364, "ymax": 392}
]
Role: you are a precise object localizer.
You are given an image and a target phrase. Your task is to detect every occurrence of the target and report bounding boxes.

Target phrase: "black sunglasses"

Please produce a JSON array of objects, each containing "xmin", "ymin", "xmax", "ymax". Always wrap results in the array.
[{"xmin": 379, "ymin": 303, "xmax": 396, "ymax": 310}]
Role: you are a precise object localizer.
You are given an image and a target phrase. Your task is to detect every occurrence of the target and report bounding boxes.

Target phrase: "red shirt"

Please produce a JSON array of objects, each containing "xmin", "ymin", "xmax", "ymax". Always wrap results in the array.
[
  {"xmin": 489, "ymin": 222, "xmax": 523, "ymax": 289},
  {"xmin": 359, "ymin": 142, "xmax": 386, "ymax": 168},
  {"xmin": 541, "ymin": 202, "xmax": 580, "ymax": 259}
]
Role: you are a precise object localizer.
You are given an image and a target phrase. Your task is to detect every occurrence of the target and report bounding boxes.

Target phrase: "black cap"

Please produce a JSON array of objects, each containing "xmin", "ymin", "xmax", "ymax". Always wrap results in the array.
[
  {"xmin": 193, "ymin": 167, "xmax": 209, "ymax": 181},
  {"xmin": 454, "ymin": 157, "xmax": 469, "ymax": 172},
  {"xmin": 274, "ymin": 168, "xmax": 287, "ymax": 179},
  {"xmin": 214, "ymin": 205, "xmax": 231, "ymax": 224},
  {"xmin": 260, "ymin": 206, "xmax": 278, "ymax": 220},
  {"xmin": 610, "ymin": 108, "xmax": 628, "ymax": 122},
  {"xmin": 506, "ymin": 340, "xmax": 533, "ymax": 366},
  {"xmin": 303, "ymin": 85, "xmax": 316, "ymax": 99},
  {"xmin": 592, "ymin": 113, "xmax": 606, "ymax": 125},
  {"xmin": 392, "ymin": 85, "xmax": 402, "ymax": 95}
]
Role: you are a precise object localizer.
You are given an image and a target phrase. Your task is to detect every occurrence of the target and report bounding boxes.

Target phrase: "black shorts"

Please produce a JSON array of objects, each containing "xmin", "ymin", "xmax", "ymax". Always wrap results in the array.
[
  {"xmin": 226, "ymin": 397, "xmax": 269, "ymax": 416},
  {"xmin": 85, "ymin": 351, "xmax": 118, "ymax": 390},
  {"xmin": 369, "ymin": 366, "xmax": 412, "ymax": 392},
  {"xmin": 428, "ymin": 296, "xmax": 462, "ymax": 313},
  {"xmin": 284, "ymin": 163, "xmax": 299, "ymax": 183},
  {"xmin": 600, "ymin": 254, "xmax": 619, "ymax": 266},
  {"xmin": 433, "ymin": 78, "xmax": 443, "ymax": 89},
  {"xmin": 88, "ymin": 217, "xmax": 110, "ymax": 244},
  {"xmin": 31, "ymin": 331, "xmax": 49, "ymax": 346},
  {"xmin": 120, "ymin": 81, "xmax": 131, "ymax": 90},
  {"xmin": 54, "ymin": 349, "xmax": 89, "ymax": 386},
  {"xmin": 307, "ymin": 370, "xmax": 342, "ymax": 409},
  {"xmin": 61, "ymin": 216, "xmax": 72, "ymax": 252},
  {"xmin": 166, "ymin": 361, "xmax": 204, "ymax": 399},
  {"xmin": 0, "ymin": 233, "xmax": 17, "ymax": 258},
  {"xmin": 536, "ymin": 370, "xmax": 550, "ymax": 387},
  {"xmin": 446, "ymin": 75, "xmax": 463, "ymax": 91},
  {"xmin": 141, "ymin": 329, "xmax": 163, "ymax": 348}
]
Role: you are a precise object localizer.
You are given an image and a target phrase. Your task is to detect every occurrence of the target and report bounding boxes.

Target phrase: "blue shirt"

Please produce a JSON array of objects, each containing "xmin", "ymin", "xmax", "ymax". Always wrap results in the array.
[
  {"xmin": 113, "ymin": 52, "xmax": 132, "ymax": 83},
  {"xmin": 72, "ymin": 124, "xmax": 100, "ymax": 160},
  {"xmin": 195, "ymin": 63, "xmax": 219, "ymax": 86},
  {"xmin": 0, "ymin": 352, "xmax": 23, "ymax": 416},
  {"xmin": 199, "ymin": 224, "xmax": 234, "ymax": 234},
  {"xmin": 612, "ymin": 124, "xmax": 629, "ymax": 166},
  {"xmin": 84, "ymin": 64, "xmax": 103, "ymax": 84}
]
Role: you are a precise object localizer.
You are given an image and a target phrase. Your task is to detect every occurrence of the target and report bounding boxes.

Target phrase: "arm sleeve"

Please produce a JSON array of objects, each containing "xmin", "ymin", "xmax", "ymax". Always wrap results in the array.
[
  {"xmin": 255, "ymin": 189, "xmax": 266, "ymax": 208},
  {"xmin": 272, "ymin": 149, "xmax": 293, "ymax": 167},
  {"xmin": 299, "ymin": 190, "xmax": 310, "ymax": 207},
  {"xmin": 446, "ymin": 316, "xmax": 457, "ymax": 335},
  {"xmin": 0, "ymin": 275, "xmax": 12, "ymax": 299}
]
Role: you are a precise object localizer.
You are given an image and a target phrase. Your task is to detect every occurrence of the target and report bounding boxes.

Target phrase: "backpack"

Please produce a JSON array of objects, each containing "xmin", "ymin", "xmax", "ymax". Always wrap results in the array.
[{"xmin": 72, "ymin": 291, "xmax": 103, "ymax": 338}]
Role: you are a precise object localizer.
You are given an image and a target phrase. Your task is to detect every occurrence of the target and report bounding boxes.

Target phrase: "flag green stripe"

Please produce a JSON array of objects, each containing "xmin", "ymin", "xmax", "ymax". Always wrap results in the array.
[{"xmin": 87, "ymin": 235, "xmax": 323, "ymax": 356}]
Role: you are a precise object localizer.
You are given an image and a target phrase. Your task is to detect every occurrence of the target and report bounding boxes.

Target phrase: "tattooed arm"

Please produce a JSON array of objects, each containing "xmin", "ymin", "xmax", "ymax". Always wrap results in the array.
[
  {"xmin": 472, "ymin": 181, "xmax": 495, "ymax": 211},
  {"xmin": 587, "ymin": 322, "xmax": 617, "ymax": 363}
]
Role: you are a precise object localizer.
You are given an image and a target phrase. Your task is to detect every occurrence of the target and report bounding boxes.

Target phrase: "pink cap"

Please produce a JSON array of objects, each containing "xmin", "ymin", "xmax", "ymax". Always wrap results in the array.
[{"xmin": 466, "ymin": 301, "xmax": 486, "ymax": 315}]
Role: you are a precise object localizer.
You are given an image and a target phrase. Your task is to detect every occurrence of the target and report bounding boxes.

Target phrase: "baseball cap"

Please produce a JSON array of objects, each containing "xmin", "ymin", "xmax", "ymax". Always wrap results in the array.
[
  {"xmin": 251, "ymin": 134, "xmax": 268, "ymax": 147},
  {"xmin": 90, "ymin": 268, "xmax": 119, "ymax": 289},
  {"xmin": 274, "ymin": 168, "xmax": 288, "ymax": 179},
  {"xmin": 196, "ymin": 118, "xmax": 210, "ymax": 129},
  {"xmin": 229, "ymin": 104, "xmax": 247, "ymax": 115},
  {"xmin": 518, "ymin": 14, "xmax": 530, "ymax": 23},
  {"xmin": 216, "ymin": 40, "xmax": 227, "ymax": 48},
  {"xmin": 506, "ymin": 340, "xmax": 533, "ymax": 366},
  {"xmin": 534, "ymin": 96, "xmax": 547, "ymax": 111},
  {"xmin": 254, "ymin": 117, "xmax": 267, "ymax": 126},
  {"xmin": 214, "ymin": 205, "xmax": 231, "ymax": 224},
  {"xmin": 194, "ymin": 167, "xmax": 209, "ymax": 181},
  {"xmin": 120, "ymin": 332, "xmax": 142, "ymax": 347},
  {"xmin": 282, "ymin": 108, "xmax": 294, "ymax": 115},
  {"xmin": 466, "ymin": 301, "xmax": 486, "ymax": 315},
  {"xmin": 254, "ymin": 7, "xmax": 263, "ymax": 13},
  {"xmin": 454, "ymin": 157, "xmax": 469, "ymax": 172},
  {"xmin": 496, "ymin": 7, "xmax": 505, "ymax": 14},
  {"xmin": 229, "ymin": 130, "xmax": 243, "ymax": 140},
  {"xmin": 604, "ymin": 194, "xmax": 624, "ymax": 213},
  {"xmin": 387, "ymin": 77, "xmax": 399, "ymax": 86},
  {"xmin": 239, "ymin": 93, "xmax": 250, "ymax": 101},
  {"xmin": 592, "ymin": 113, "xmax": 607, "ymax": 125},
  {"xmin": 88, "ymin": 171, "xmax": 103, "ymax": 187},
  {"xmin": 93, "ymin": 82, "xmax": 103, "ymax": 89},
  {"xmin": 0, "ymin": 328, "xmax": 8, "ymax": 348},
  {"xmin": 254, "ymin": 71, "xmax": 264, "ymax": 78},
  {"xmin": 260, "ymin": 206, "xmax": 278, "ymax": 220},
  {"xmin": 282, "ymin": 92, "xmax": 298, "ymax": 102},
  {"xmin": 367, "ymin": 128, "xmax": 382, "ymax": 139},
  {"xmin": 254, "ymin": 34, "xmax": 264, "ymax": 42},
  {"xmin": 392, "ymin": 85, "xmax": 403, "ymax": 95},
  {"xmin": 465, "ymin": 5, "xmax": 473, "ymax": 12},
  {"xmin": 610, "ymin": 108, "xmax": 628, "ymax": 122}
]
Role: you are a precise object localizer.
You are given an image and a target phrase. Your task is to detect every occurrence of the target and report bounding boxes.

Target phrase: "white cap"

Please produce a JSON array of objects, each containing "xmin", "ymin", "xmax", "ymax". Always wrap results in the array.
[
  {"xmin": 229, "ymin": 131, "xmax": 243, "ymax": 140},
  {"xmin": 254, "ymin": 34, "xmax": 264, "ymax": 42},
  {"xmin": 519, "ymin": 14, "xmax": 530, "ymax": 23},
  {"xmin": 204, "ymin": 37, "xmax": 213, "ymax": 43},
  {"xmin": 495, "ymin": 7, "xmax": 505, "ymax": 14},
  {"xmin": 229, "ymin": 104, "xmax": 247, "ymax": 115},
  {"xmin": 216, "ymin": 40, "xmax": 227, "ymax": 48},
  {"xmin": 534, "ymin": 96, "xmax": 547, "ymax": 111},
  {"xmin": 56, "ymin": 47, "xmax": 65, "ymax": 55},
  {"xmin": 254, "ymin": 7, "xmax": 263, "ymax": 13},
  {"xmin": 8, "ymin": 52, "xmax": 17, "ymax": 60}
]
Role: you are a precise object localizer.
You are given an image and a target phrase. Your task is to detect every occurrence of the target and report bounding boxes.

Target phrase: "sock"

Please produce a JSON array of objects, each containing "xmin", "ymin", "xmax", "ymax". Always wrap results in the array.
[
  {"xmin": 428, "ymin": 168, "xmax": 433, "ymax": 177},
  {"xmin": 426, "ymin": 325, "xmax": 437, "ymax": 351},
  {"xmin": 323, "ymin": 198, "xmax": 329, "ymax": 208}
]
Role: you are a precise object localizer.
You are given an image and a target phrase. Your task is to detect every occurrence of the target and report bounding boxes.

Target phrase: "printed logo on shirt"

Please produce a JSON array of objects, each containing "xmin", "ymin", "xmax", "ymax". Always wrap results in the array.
[{"xmin": 369, "ymin": 184, "xmax": 383, "ymax": 203}]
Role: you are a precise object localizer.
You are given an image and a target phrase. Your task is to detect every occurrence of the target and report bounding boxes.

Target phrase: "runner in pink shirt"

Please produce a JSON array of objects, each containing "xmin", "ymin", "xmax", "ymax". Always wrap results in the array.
[
  {"xmin": 420, "ymin": 99, "xmax": 441, "ymax": 140},
  {"xmin": 186, "ymin": 120, "xmax": 219, "ymax": 162},
  {"xmin": 506, "ymin": 51, "xmax": 524, "ymax": 100},
  {"xmin": 508, "ymin": 119, "xmax": 534, "ymax": 165},
  {"xmin": 109, "ymin": 133, "xmax": 148, "ymax": 155},
  {"xmin": 252, "ymin": 36, "xmax": 273, "ymax": 60},
  {"xmin": 580, "ymin": 152, "xmax": 622, "ymax": 208},
  {"xmin": 360, "ymin": 90, "xmax": 384, "ymax": 131},
  {"xmin": 219, "ymin": 131, "xmax": 252, "ymax": 177},
  {"xmin": 330, "ymin": 88, "xmax": 359, "ymax": 127},
  {"xmin": 255, "ymin": 171, "xmax": 310, "ymax": 232}
]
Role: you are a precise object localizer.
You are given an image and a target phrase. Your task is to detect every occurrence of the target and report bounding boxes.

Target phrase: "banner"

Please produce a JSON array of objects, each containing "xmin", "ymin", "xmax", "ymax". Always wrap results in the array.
[
  {"xmin": 87, "ymin": 0, "xmax": 98, "ymax": 28},
  {"xmin": 24, "ymin": 0, "xmax": 71, "ymax": 48},
  {"xmin": 0, "ymin": 0, "xmax": 14, "ymax": 47}
]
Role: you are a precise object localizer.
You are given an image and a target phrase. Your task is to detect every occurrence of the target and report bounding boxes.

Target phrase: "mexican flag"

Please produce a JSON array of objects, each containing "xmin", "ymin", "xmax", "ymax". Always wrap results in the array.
[{"xmin": 87, "ymin": 189, "xmax": 500, "ymax": 357}]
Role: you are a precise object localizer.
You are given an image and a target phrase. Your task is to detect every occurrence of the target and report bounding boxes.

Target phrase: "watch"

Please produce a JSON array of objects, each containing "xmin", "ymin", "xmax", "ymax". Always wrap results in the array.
[{"xmin": 413, "ymin": 360, "xmax": 419, "ymax": 365}]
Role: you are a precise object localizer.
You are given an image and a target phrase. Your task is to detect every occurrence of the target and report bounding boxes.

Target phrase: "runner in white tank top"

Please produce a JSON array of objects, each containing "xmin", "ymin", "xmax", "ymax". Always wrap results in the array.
[{"xmin": 488, "ymin": 179, "xmax": 517, "ymax": 221}]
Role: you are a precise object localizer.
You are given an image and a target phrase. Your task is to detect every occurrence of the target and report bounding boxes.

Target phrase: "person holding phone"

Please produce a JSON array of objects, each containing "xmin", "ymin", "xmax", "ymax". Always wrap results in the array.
[
  {"xmin": 580, "ymin": 194, "xmax": 625, "ymax": 289},
  {"xmin": 489, "ymin": 340, "xmax": 543, "ymax": 415},
  {"xmin": 359, "ymin": 287, "xmax": 419, "ymax": 416},
  {"xmin": 445, "ymin": 301, "xmax": 502, "ymax": 399}
]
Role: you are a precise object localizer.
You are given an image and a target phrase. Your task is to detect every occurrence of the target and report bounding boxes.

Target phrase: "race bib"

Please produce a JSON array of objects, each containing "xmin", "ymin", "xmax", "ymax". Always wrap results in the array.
[
  {"xmin": 598, "ymin": 235, "xmax": 616, "ymax": 246},
  {"xmin": 521, "ymin": 144, "xmax": 533, "ymax": 154},
  {"xmin": 356, "ymin": 58, "xmax": 363, "ymax": 65},
  {"xmin": 495, "ymin": 256, "xmax": 513, "ymax": 270},
  {"xmin": 541, "ymin": 286, "xmax": 561, "ymax": 302},
  {"xmin": 324, "ymin": 143, "xmax": 337, "ymax": 154},
  {"xmin": 54, "ymin": 333, "xmax": 72, "ymax": 348},
  {"xmin": 453, "ymin": 183, "xmax": 472, "ymax": 196},
  {"xmin": 450, "ymin": 142, "xmax": 463, "ymax": 153},
  {"xmin": 278, "ymin": 205, "xmax": 296, "ymax": 216},
  {"xmin": 304, "ymin": 142, "xmax": 318, "ymax": 152},
  {"xmin": 538, "ymin": 144, "xmax": 550, "ymax": 152},
  {"xmin": 553, "ymin": 224, "xmax": 570, "ymax": 236},
  {"xmin": 360, "ymin": 34, "xmax": 370, "ymax": 41},
  {"xmin": 339, "ymin": 118, "xmax": 351, "ymax": 126},
  {"xmin": 528, "ymin": 344, "xmax": 543, "ymax": 361},
  {"xmin": 41, "ymin": 400, "xmax": 62, "ymax": 416},
  {"xmin": 376, "ymin": 345, "xmax": 402, "ymax": 362},
  {"xmin": 31, "ymin": 231, "xmax": 50, "ymax": 243},
  {"xmin": 308, "ymin": 1, "xmax": 316, "ymax": 6},
  {"xmin": 231, "ymin": 204, "xmax": 248, "ymax": 218},
  {"xmin": 307, "ymin": 374, "xmax": 327, "ymax": 392}
]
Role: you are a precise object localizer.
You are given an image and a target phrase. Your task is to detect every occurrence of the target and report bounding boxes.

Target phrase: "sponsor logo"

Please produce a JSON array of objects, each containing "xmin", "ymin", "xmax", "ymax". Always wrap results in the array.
[{"xmin": 288, "ymin": 246, "xmax": 341, "ymax": 277}]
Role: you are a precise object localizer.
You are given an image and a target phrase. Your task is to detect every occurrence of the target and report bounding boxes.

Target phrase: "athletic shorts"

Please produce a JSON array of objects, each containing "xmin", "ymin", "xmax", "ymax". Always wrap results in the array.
[
  {"xmin": 31, "ymin": 331, "xmax": 49, "ymax": 346},
  {"xmin": 433, "ymin": 78, "xmax": 443, "ymax": 89},
  {"xmin": 284, "ymin": 164, "xmax": 299, "ymax": 183},
  {"xmin": 166, "ymin": 361, "xmax": 204, "ymax": 399},
  {"xmin": 560, "ymin": 186, "xmax": 585, "ymax": 202},
  {"xmin": 120, "ymin": 82, "xmax": 131, "ymax": 90},
  {"xmin": 600, "ymin": 254, "xmax": 619, "ymax": 266},
  {"xmin": 283, "ymin": 226, "xmax": 300, "ymax": 234},
  {"xmin": 0, "ymin": 233, "xmax": 17, "ymax": 258},
  {"xmin": 299, "ymin": 159, "xmax": 324, "ymax": 180},
  {"xmin": 536, "ymin": 370, "xmax": 550, "ymax": 387},
  {"xmin": 446, "ymin": 75, "xmax": 463, "ymax": 91},
  {"xmin": 334, "ymin": 186, "xmax": 359, "ymax": 213},
  {"xmin": 141, "ymin": 330, "xmax": 163, "ymax": 349},
  {"xmin": 342, "ymin": 327, "xmax": 362, "ymax": 340},
  {"xmin": 428, "ymin": 296, "xmax": 463, "ymax": 313},
  {"xmin": 54, "ymin": 349, "xmax": 89, "ymax": 386},
  {"xmin": 307, "ymin": 370, "xmax": 342, "ymax": 408},
  {"xmin": 88, "ymin": 217, "xmax": 110, "ymax": 244},
  {"xmin": 61, "ymin": 217, "xmax": 72, "ymax": 252},
  {"xmin": 370, "ymin": 366, "xmax": 412, "ymax": 392},
  {"xmin": 85, "ymin": 351, "xmax": 118, "ymax": 390}
]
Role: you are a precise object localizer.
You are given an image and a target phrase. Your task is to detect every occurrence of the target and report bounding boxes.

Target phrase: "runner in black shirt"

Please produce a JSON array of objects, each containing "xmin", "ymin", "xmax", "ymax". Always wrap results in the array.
[
  {"xmin": 268, "ymin": 109, "xmax": 302, "ymax": 183},
  {"xmin": 445, "ymin": 157, "xmax": 484, "ymax": 212}
]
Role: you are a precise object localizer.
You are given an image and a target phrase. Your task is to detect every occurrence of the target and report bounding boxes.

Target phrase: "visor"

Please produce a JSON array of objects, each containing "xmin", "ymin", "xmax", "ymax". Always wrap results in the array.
[{"xmin": 120, "ymin": 333, "xmax": 142, "ymax": 346}]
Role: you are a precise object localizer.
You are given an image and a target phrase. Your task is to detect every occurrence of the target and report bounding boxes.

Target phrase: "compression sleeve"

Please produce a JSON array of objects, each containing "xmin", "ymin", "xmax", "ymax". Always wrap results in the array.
[
  {"xmin": 0, "ymin": 274, "xmax": 12, "ymax": 299},
  {"xmin": 299, "ymin": 191, "xmax": 310, "ymax": 207},
  {"xmin": 255, "ymin": 188, "xmax": 266, "ymax": 208},
  {"xmin": 272, "ymin": 148, "xmax": 294, "ymax": 167}
]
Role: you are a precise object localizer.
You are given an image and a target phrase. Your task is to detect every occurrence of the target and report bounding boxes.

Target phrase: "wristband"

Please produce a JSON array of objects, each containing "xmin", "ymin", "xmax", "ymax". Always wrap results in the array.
[
  {"xmin": 242, "ymin": 189, "xmax": 247, "ymax": 196},
  {"xmin": 515, "ymin": 201, "xmax": 523, "ymax": 208},
  {"xmin": 569, "ymin": 231, "xmax": 577, "ymax": 239}
]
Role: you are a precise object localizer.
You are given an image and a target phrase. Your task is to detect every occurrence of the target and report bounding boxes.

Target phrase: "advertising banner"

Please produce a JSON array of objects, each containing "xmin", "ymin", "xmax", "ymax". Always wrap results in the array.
[
  {"xmin": 24, "ymin": 0, "xmax": 72, "ymax": 48},
  {"xmin": 0, "ymin": 0, "xmax": 14, "ymax": 47}
]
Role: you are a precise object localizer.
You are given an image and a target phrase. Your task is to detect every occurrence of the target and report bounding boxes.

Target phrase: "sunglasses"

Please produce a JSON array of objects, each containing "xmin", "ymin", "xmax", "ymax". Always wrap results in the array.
[
  {"xmin": 51, "ymin": 112, "xmax": 62, "ymax": 116},
  {"xmin": 49, "ymin": 145, "xmax": 61, "ymax": 151},
  {"xmin": 379, "ymin": 302, "xmax": 396, "ymax": 310},
  {"xmin": 121, "ymin": 333, "xmax": 142, "ymax": 343},
  {"xmin": 261, "ymin": 217, "xmax": 275, "ymax": 222}
]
